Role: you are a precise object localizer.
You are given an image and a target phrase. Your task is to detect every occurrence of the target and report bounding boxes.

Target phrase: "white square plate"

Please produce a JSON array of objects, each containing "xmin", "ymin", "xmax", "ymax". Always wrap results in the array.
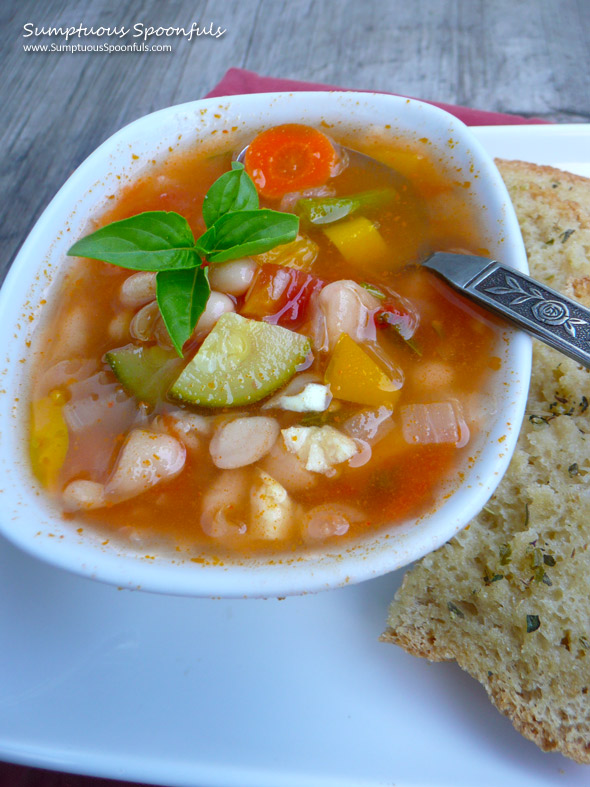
[{"xmin": 1, "ymin": 123, "xmax": 589, "ymax": 787}]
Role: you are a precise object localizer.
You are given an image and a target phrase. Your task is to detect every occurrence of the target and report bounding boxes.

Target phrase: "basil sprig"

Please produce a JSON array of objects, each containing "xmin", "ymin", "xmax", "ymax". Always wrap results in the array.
[
  {"xmin": 155, "ymin": 266, "xmax": 210, "ymax": 355},
  {"xmin": 67, "ymin": 162, "xmax": 299, "ymax": 355},
  {"xmin": 196, "ymin": 210, "xmax": 302, "ymax": 262},
  {"xmin": 67, "ymin": 212, "xmax": 200, "ymax": 271},
  {"xmin": 202, "ymin": 160, "xmax": 259, "ymax": 227}
]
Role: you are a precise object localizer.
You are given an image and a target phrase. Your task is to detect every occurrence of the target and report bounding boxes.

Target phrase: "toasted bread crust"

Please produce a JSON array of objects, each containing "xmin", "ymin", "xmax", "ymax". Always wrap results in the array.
[{"xmin": 383, "ymin": 159, "xmax": 590, "ymax": 764}]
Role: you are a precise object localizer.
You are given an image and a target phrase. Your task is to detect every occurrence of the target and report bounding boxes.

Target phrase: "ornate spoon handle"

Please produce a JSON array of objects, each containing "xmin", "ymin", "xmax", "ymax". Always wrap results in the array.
[{"xmin": 423, "ymin": 252, "xmax": 590, "ymax": 368}]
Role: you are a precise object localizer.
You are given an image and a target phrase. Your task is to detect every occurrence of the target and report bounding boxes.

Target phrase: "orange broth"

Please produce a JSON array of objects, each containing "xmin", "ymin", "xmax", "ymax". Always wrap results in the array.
[{"xmin": 29, "ymin": 128, "xmax": 502, "ymax": 558}]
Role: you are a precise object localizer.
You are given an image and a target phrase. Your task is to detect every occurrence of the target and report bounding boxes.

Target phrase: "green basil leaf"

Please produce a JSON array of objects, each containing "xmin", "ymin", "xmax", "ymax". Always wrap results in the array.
[
  {"xmin": 202, "ymin": 161, "xmax": 259, "ymax": 228},
  {"xmin": 200, "ymin": 210, "xmax": 299, "ymax": 263},
  {"xmin": 156, "ymin": 266, "xmax": 210, "ymax": 356},
  {"xmin": 195, "ymin": 224, "xmax": 217, "ymax": 257},
  {"xmin": 68, "ymin": 211, "xmax": 200, "ymax": 271}
]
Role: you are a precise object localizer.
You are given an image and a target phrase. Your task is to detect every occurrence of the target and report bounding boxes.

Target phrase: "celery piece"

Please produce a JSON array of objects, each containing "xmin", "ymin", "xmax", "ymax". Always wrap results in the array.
[{"xmin": 296, "ymin": 188, "xmax": 396, "ymax": 226}]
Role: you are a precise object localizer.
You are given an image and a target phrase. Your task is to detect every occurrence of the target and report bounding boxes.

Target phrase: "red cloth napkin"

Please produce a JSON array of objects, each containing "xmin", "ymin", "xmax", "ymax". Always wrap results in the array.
[
  {"xmin": 2, "ymin": 66, "xmax": 549, "ymax": 787},
  {"xmin": 205, "ymin": 67, "xmax": 550, "ymax": 126}
]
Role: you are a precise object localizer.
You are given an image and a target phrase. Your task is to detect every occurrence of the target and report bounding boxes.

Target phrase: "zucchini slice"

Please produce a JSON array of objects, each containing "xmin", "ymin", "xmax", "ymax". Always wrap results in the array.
[
  {"xmin": 170, "ymin": 313, "xmax": 311, "ymax": 407},
  {"xmin": 106, "ymin": 344, "xmax": 182, "ymax": 406}
]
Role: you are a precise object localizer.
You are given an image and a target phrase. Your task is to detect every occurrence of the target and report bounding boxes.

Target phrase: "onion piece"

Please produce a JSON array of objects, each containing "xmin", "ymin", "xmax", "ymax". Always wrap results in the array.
[
  {"xmin": 401, "ymin": 400, "xmax": 470, "ymax": 448},
  {"xmin": 61, "ymin": 374, "xmax": 139, "ymax": 481},
  {"xmin": 279, "ymin": 185, "xmax": 336, "ymax": 212},
  {"xmin": 34, "ymin": 358, "xmax": 97, "ymax": 399},
  {"xmin": 342, "ymin": 405, "xmax": 394, "ymax": 445},
  {"xmin": 63, "ymin": 375, "xmax": 135, "ymax": 433}
]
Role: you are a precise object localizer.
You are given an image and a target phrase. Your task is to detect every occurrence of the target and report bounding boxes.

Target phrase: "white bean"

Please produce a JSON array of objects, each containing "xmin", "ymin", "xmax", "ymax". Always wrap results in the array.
[
  {"xmin": 153, "ymin": 316, "xmax": 174, "ymax": 348},
  {"xmin": 108, "ymin": 311, "xmax": 133, "ymax": 342},
  {"xmin": 413, "ymin": 361, "xmax": 454, "ymax": 390},
  {"xmin": 162, "ymin": 409, "xmax": 214, "ymax": 436},
  {"xmin": 259, "ymin": 440, "xmax": 318, "ymax": 492},
  {"xmin": 120, "ymin": 272, "xmax": 157, "ymax": 308},
  {"xmin": 302, "ymin": 503, "xmax": 366, "ymax": 541},
  {"xmin": 174, "ymin": 412, "xmax": 214, "ymax": 436},
  {"xmin": 200, "ymin": 469, "xmax": 248, "ymax": 538},
  {"xmin": 129, "ymin": 300, "xmax": 159, "ymax": 341},
  {"xmin": 52, "ymin": 306, "xmax": 91, "ymax": 359},
  {"xmin": 154, "ymin": 411, "xmax": 214, "ymax": 452},
  {"xmin": 209, "ymin": 416, "xmax": 279, "ymax": 469},
  {"xmin": 208, "ymin": 258, "xmax": 257, "ymax": 296},
  {"xmin": 151, "ymin": 415, "xmax": 201, "ymax": 452},
  {"xmin": 194, "ymin": 291, "xmax": 235, "ymax": 336},
  {"xmin": 106, "ymin": 429, "xmax": 186, "ymax": 502},
  {"xmin": 249, "ymin": 471, "xmax": 294, "ymax": 540},
  {"xmin": 313, "ymin": 280, "xmax": 381, "ymax": 351},
  {"xmin": 63, "ymin": 479, "xmax": 106, "ymax": 511}
]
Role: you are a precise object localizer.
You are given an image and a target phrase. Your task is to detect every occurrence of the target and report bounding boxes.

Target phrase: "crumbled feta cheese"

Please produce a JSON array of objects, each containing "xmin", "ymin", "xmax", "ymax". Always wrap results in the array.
[
  {"xmin": 281, "ymin": 425, "xmax": 359, "ymax": 476},
  {"xmin": 262, "ymin": 383, "xmax": 332, "ymax": 412}
]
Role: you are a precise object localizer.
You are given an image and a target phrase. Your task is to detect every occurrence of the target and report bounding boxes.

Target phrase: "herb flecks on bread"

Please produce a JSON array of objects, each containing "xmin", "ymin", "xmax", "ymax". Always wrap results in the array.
[{"xmin": 382, "ymin": 159, "xmax": 590, "ymax": 764}]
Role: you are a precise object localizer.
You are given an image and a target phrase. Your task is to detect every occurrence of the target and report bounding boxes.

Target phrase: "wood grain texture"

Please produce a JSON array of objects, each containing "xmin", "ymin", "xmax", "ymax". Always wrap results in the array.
[{"xmin": 1, "ymin": 0, "xmax": 590, "ymax": 283}]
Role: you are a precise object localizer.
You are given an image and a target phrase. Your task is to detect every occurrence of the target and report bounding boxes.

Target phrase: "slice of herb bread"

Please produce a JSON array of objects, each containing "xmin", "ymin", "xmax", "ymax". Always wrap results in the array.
[{"xmin": 382, "ymin": 159, "xmax": 590, "ymax": 763}]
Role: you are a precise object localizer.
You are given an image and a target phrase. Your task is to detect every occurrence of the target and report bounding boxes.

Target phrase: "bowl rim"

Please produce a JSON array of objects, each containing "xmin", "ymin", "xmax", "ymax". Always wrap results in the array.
[{"xmin": 0, "ymin": 90, "xmax": 531, "ymax": 598}]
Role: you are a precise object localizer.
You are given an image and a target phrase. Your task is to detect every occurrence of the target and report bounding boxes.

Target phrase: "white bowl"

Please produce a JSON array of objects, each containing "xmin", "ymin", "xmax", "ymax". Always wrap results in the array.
[{"xmin": 0, "ymin": 91, "xmax": 531, "ymax": 598}]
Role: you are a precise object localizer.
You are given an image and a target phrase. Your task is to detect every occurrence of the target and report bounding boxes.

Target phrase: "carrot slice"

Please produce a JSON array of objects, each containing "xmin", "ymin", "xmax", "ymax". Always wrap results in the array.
[{"xmin": 244, "ymin": 124, "xmax": 337, "ymax": 199}]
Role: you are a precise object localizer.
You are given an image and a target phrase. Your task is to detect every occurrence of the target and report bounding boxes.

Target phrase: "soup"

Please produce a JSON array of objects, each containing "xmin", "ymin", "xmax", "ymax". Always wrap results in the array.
[{"xmin": 28, "ymin": 123, "xmax": 501, "ymax": 558}]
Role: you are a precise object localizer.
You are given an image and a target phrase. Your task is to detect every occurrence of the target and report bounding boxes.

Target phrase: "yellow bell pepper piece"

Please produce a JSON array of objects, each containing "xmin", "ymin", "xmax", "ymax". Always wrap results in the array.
[
  {"xmin": 30, "ymin": 392, "xmax": 69, "ymax": 490},
  {"xmin": 323, "ymin": 216, "xmax": 388, "ymax": 267},
  {"xmin": 254, "ymin": 234, "xmax": 318, "ymax": 271},
  {"xmin": 376, "ymin": 148, "xmax": 447, "ymax": 198},
  {"xmin": 380, "ymin": 148, "xmax": 436, "ymax": 181},
  {"xmin": 325, "ymin": 334, "xmax": 402, "ymax": 408}
]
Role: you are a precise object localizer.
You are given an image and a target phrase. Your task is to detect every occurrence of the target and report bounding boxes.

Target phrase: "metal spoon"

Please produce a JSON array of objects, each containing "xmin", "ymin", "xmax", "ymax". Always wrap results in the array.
[
  {"xmin": 423, "ymin": 252, "xmax": 590, "ymax": 369},
  {"xmin": 239, "ymin": 142, "xmax": 590, "ymax": 366}
]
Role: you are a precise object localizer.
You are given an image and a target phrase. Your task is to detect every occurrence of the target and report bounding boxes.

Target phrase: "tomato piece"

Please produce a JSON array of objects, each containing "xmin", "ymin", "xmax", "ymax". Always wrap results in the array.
[
  {"xmin": 244, "ymin": 124, "xmax": 337, "ymax": 199},
  {"xmin": 241, "ymin": 263, "xmax": 324, "ymax": 327},
  {"xmin": 375, "ymin": 300, "xmax": 415, "ymax": 336}
]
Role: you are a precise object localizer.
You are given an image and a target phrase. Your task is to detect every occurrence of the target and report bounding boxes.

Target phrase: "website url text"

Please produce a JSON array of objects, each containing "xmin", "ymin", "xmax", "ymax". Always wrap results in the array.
[{"xmin": 23, "ymin": 42, "xmax": 172, "ymax": 53}]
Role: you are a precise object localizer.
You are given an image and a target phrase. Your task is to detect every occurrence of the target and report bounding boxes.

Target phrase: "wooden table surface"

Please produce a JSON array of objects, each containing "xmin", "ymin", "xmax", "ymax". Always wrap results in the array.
[{"xmin": 2, "ymin": 0, "xmax": 590, "ymax": 285}]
